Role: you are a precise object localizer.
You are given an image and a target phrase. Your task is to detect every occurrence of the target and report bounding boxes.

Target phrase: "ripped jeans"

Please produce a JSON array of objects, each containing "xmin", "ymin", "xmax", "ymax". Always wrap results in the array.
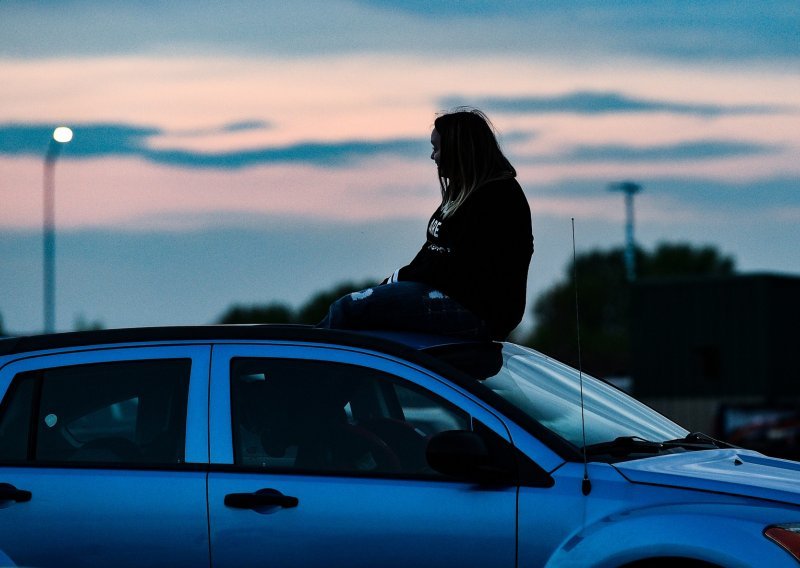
[{"xmin": 318, "ymin": 281, "xmax": 488, "ymax": 339}]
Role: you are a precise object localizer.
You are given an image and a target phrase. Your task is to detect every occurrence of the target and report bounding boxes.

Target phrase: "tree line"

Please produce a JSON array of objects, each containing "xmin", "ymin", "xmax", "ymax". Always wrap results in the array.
[
  {"xmin": 216, "ymin": 241, "xmax": 735, "ymax": 377},
  {"xmin": 216, "ymin": 279, "xmax": 377, "ymax": 327},
  {"xmin": 526, "ymin": 242, "xmax": 734, "ymax": 377},
  {"xmin": 0, "ymin": 241, "xmax": 731, "ymax": 373}
]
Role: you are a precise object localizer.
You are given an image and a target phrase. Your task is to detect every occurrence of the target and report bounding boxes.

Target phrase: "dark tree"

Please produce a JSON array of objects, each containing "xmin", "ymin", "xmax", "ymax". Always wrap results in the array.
[
  {"xmin": 214, "ymin": 279, "xmax": 378, "ymax": 326},
  {"xmin": 295, "ymin": 279, "xmax": 378, "ymax": 324},
  {"xmin": 525, "ymin": 242, "xmax": 735, "ymax": 377},
  {"xmin": 642, "ymin": 243, "xmax": 735, "ymax": 277},
  {"xmin": 73, "ymin": 314, "xmax": 105, "ymax": 331},
  {"xmin": 216, "ymin": 303, "xmax": 295, "ymax": 324}
]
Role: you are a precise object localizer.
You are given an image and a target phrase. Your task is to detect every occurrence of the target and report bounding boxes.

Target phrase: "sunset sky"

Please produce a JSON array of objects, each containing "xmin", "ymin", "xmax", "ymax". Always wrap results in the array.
[{"xmin": 2, "ymin": 1, "xmax": 798, "ymax": 335}]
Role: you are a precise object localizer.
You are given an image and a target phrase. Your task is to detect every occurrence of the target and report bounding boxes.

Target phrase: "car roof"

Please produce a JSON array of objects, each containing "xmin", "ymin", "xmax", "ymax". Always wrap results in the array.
[{"xmin": 0, "ymin": 324, "xmax": 478, "ymax": 358}]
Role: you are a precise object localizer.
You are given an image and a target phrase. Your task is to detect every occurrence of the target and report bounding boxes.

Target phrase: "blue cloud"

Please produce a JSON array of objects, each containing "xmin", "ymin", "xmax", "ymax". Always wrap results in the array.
[
  {"xmin": 0, "ymin": 123, "xmax": 425, "ymax": 168},
  {"xmin": 361, "ymin": 1, "xmax": 800, "ymax": 60},
  {"xmin": 531, "ymin": 176, "xmax": 800, "ymax": 210},
  {"xmin": 220, "ymin": 120, "xmax": 271, "ymax": 133},
  {"xmin": 166, "ymin": 120, "xmax": 272, "ymax": 138},
  {"xmin": 141, "ymin": 139, "xmax": 424, "ymax": 168},
  {"xmin": 358, "ymin": 0, "xmax": 533, "ymax": 16},
  {"xmin": 560, "ymin": 140, "xmax": 779, "ymax": 163},
  {"xmin": 645, "ymin": 177, "xmax": 800, "ymax": 208},
  {"xmin": 443, "ymin": 92, "xmax": 783, "ymax": 117},
  {"xmin": 1, "ymin": 1, "xmax": 797, "ymax": 62},
  {"xmin": 0, "ymin": 124, "xmax": 158, "ymax": 156},
  {"xmin": 1, "ymin": 124, "xmax": 773, "ymax": 169}
]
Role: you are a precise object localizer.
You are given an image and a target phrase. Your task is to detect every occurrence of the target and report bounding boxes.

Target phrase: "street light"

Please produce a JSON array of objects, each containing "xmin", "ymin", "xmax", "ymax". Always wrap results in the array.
[
  {"xmin": 43, "ymin": 126, "xmax": 73, "ymax": 333},
  {"xmin": 608, "ymin": 181, "xmax": 642, "ymax": 282}
]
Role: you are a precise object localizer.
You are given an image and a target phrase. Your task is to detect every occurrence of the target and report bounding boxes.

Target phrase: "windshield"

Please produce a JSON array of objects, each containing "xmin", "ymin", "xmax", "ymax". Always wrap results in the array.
[{"xmin": 432, "ymin": 343, "xmax": 687, "ymax": 451}]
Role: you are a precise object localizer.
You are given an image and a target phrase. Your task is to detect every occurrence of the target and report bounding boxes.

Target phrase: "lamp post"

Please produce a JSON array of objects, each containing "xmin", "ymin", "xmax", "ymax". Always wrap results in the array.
[
  {"xmin": 608, "ymin": 181, "xmax": 642, "ymax": 282},
  {"xmin": 43, "ymin": 126, "xmax": 73, "ymax": 333}
]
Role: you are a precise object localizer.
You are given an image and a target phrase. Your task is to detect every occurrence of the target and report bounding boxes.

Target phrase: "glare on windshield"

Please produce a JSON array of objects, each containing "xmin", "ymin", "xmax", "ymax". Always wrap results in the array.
[{"xmin": 473, "ymin": 344, "xmax": 687, "ymax": 448}]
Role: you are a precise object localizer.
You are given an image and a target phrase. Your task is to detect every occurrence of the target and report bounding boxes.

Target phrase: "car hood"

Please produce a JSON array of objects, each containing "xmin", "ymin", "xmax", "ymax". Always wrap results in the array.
[{"xmin": 614, "ymin": 449, "xmax": 800, "ymax": 506}]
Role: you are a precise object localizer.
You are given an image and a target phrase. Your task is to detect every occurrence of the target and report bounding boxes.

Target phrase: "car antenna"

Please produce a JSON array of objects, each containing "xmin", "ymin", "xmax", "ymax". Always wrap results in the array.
[{"xmin": 572, "ymin": 218, "xmax": 592, "ymax": 496}]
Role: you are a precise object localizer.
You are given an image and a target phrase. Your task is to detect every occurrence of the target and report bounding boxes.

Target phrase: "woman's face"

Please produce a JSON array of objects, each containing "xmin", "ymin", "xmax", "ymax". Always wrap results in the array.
[{"xmin": 430, "ymin": 128, "xmax": 441, "ymax": 168}]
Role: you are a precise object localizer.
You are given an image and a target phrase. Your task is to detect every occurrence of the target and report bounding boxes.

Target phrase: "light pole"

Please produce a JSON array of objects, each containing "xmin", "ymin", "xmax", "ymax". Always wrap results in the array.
[
  {"xmin": 609, "ymin": 181, "xmax": 642, "ymax": 282},
  {"xmin": 43, "ymin": 126, "xmax": 73, "ymax": 333}
]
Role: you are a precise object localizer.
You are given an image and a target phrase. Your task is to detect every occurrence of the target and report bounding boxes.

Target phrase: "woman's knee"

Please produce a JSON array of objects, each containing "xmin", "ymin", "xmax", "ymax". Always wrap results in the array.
[{"xmin": 321, "ymin": 287, "xmax": 376, "ymax": 329}]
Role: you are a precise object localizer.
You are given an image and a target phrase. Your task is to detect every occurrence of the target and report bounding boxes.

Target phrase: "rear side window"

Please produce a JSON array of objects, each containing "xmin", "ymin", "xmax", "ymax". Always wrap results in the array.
[{"xmin": 0, "ymin": 359, "xmax": 191, "ymax": 466}]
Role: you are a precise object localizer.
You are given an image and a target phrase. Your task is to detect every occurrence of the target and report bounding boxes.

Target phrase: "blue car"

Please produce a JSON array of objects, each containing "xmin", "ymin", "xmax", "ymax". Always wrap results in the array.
[{"xmin": 0, "ymin": 326, "xmax": 798, "ymax": 567}]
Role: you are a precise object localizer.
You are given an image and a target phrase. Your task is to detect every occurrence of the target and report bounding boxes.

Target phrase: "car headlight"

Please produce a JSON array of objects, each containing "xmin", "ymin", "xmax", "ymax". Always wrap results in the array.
[{"xmin": 765, "ymin": 524, "xmax": 800, "ymax": 562}]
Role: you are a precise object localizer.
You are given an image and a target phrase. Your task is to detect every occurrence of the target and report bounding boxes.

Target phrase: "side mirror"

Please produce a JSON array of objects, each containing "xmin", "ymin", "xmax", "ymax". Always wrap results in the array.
[{"xmin": 426, "ymin": 430, "xmax": 516, "ymax": 485}]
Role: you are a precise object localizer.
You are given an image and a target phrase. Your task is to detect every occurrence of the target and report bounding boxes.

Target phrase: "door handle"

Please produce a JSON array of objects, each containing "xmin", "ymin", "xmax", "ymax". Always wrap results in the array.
[
  {"xmin": 0, "ymin": 483, "xmax": 32, "ymax": 503},
  {"xmin": 224, "ymin": 488, "xmax": 298, "ymax": 509}
]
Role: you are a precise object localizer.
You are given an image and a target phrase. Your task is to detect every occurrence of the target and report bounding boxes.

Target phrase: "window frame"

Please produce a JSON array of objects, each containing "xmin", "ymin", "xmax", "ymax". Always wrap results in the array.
[{"xmin": 0, "ymin": 345, "xmax": 211, "ymax": 468}]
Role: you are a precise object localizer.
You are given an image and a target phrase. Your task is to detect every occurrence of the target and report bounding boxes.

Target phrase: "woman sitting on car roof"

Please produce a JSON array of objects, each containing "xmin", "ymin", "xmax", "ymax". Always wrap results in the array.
[{"xmin": 319, "ymin": 108, "xmax": 533, "ymax": 341}]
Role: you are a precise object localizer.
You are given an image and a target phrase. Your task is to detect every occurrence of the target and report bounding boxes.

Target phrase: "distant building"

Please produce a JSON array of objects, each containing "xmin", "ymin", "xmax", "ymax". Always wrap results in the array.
[{"xmin": 630, "ymin": 274, "xmax": 800, "ymax": 456}]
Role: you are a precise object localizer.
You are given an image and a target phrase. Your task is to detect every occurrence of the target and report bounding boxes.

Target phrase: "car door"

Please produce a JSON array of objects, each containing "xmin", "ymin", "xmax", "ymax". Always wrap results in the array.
[
  {"xmin": 0, "ymin": 345, "xmax": 210, "ymax": 568},
  {"xmin": 208, "ymin": 343, "xmax": 517, "ymax": 568}
]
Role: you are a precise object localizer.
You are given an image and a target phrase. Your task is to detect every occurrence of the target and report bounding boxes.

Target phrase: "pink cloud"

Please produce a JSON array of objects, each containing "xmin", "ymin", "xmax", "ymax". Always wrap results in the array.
[{"xmin": 0, "ymin": 156, "xmax": 441, "ymax": 229}]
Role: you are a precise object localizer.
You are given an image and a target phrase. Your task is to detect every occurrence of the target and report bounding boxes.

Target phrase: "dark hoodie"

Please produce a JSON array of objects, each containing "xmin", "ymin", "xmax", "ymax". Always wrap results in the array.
[{"xmin": 396, "ymin": 177, "xmax": 533, "ymax": 340}]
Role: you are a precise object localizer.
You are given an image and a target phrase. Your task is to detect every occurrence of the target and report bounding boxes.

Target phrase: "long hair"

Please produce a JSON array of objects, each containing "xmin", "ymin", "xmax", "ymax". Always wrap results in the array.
[{"xmin": 434, "ymin": 108, "xmax": 516, "ymax": 218}]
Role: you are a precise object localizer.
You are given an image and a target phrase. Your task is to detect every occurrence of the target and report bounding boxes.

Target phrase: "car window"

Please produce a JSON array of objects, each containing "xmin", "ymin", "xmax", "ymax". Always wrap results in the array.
[
  {"xmin": 0, "ymin": 359, "xmax": 191, "ymax": 465},
  {"xmin": 230, "ymin": 358, "xmax": 469, "ymax": 476},
  {"xmin": 429, "ymin": 343, "xmax": 686, "ymax": 449},
  {"xmin": 0, "ymin": 376, "xmax": 36, "ymax": 461}
]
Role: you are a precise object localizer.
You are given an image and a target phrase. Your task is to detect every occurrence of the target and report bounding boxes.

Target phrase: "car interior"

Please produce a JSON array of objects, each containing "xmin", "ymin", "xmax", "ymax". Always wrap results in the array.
[{"xmin": 231, "ymin": 358, "xmax": 469, "ymax": 475}]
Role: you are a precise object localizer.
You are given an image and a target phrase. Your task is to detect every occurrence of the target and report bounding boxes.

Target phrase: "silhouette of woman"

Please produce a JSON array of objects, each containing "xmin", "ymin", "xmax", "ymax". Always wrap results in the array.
[{"xmin": 319, "ymin": 108, "xmax": 533, "ymax": 341}]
